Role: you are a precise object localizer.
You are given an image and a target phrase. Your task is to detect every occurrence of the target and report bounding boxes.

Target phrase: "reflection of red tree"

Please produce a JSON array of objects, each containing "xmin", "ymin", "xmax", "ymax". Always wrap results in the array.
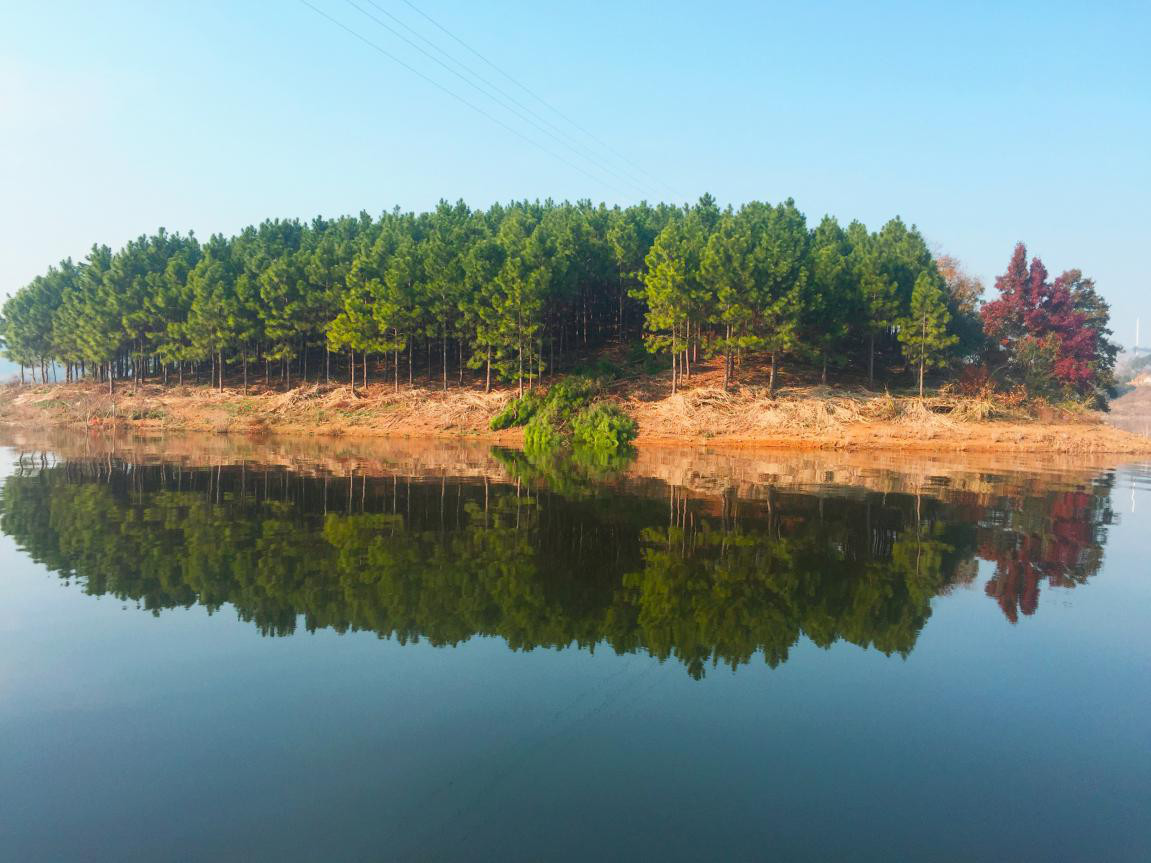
[{"xmin": 980, "ymin": 491, "xmax": 1102, "ymax": 623}]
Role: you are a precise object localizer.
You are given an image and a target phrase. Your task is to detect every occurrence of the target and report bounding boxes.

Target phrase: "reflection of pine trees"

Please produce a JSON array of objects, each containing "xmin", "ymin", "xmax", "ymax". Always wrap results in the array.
[{"xmin": 0, "ymin": 459, "xmax": 1114, "ymax": 675}]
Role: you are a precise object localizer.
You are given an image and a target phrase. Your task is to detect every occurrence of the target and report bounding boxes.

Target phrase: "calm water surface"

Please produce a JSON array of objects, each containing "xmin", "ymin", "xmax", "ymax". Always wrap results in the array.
[{"xmin": 0, "ymin": 436, "xmax": 1148, "ymax": 862}]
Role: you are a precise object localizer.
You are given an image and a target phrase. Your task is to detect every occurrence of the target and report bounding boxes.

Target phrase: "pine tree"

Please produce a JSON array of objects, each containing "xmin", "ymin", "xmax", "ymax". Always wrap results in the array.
[{"xmin": 899, "ymin": 273, "xmax": 957, "ymax": 398}]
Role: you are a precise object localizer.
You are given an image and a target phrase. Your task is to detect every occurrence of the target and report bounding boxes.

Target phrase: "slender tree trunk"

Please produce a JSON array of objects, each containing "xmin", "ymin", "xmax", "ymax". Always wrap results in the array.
[
  {"xmin": 769, "ymin": 351, "xmax": 777, "ymax": 394},
  {"xmin": 723, "ymin": 324, "xmax": 731, "ymax": 391},
  {"xmin": 618, "ymin": 276, "xmax": 625, "ymax": 343},
  {"xmin": 394, "ymin": 333, "xmax": 400, "ymax": 393},
  {"xmin": 485, "ymin": 345, "xmax": 491, "ymax": 393},
  {"xmin": 363, "ymin": 351, "xmax": 368, "ymax": 390},
  {"xmin": 218, "ymin": 350, "xmax": 224, "ymax": 391},
  {"xmin": 868, "ymin": 333, "xmax": 875, "ymax": 385},
  {"xmin": 349, "ymin": 348, "xmax": 355, "ymax": 394},
  {"xmin": 326, "ymin": 347, "xmax": 331, "ymax": 385},
  {"xmin": 821, "ymin": 352, "xmax": 828, "ymax": 385},
  {"xmin": 919, "ymin": 309, "xmax": 927, "ymax": 399},
  {"xmin": 243, "ymin": 350, "xmax": 248, "ymax": 394},
  {"xmin": 442, "ymin": 330, "xmax": 448, "ymax": 391}
]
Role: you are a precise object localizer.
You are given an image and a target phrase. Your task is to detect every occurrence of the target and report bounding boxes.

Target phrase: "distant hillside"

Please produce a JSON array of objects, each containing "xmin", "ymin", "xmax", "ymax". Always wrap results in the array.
[{"xmin": 1108, "ymin": 385, "xmax": 1151, "ymax": 436}]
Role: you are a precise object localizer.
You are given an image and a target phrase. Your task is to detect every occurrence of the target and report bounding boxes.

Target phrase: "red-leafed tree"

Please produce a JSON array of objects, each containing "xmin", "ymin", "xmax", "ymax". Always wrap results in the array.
[{"xmin": 982, "ymin": 243, "xmax": 1117, "ymax": 404}]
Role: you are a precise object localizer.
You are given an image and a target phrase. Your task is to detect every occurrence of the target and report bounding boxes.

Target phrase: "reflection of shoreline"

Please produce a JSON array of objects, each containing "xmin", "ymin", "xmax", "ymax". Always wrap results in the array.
[
  {"xmin": 0, "ymin": 441, "xmax": 1118, "ymax": 677},
  {"xmin": 0, "ymin": 428, "xmax": 1136, "ymax": 509}
]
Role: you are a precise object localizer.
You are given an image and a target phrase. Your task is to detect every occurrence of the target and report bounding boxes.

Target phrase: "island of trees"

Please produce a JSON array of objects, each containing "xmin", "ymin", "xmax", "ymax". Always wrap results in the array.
[{"xmin": 0, "ymin": 196, "xmax": 1119, "ymax": 409}]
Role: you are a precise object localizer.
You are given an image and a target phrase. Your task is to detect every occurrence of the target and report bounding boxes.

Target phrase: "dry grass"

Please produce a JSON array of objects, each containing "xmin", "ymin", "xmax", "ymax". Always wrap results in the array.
[
  {"xmin": 1, "ymin": 372, "xmax": 1148, "ymax": 454},
  {"xmin": 623, "ymin": 383, "xmax": 1025, "ymax": 441}
]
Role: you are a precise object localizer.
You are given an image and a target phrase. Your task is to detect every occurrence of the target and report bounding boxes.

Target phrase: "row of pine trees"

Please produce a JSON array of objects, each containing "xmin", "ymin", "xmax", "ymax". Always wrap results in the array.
[{"xmin": 0, "ymin": 195, "xmax": 982, "ymax": 396}]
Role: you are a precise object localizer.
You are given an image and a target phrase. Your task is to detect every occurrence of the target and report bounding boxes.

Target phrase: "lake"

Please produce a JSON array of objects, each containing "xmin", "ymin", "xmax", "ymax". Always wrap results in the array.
[{"xmin": 1, "ymin": 433, "xmax": 1148, "ymax": 862}]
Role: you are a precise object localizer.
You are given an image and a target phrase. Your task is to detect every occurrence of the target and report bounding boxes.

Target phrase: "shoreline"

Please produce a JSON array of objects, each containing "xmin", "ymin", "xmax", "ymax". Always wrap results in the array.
[{"xmin": 2, "ymin": 379, "xmax": 1149, "ymax": 455}]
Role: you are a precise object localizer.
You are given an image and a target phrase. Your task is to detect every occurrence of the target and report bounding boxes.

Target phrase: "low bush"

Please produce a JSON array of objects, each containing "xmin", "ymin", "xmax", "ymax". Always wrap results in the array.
[
  {"xmin": 571, "ymin": 403, "xmax": 637, "ymax": 452},
  {"xmin": 493, "ymin": 374, "xmax": 639, "ymax": 457}
]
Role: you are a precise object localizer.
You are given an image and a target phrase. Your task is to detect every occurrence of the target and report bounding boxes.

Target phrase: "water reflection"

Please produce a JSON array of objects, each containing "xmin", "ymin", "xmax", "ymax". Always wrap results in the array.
[{"xmin": 0, "ymin": 444, "xmax": 1117, "ymax": 677}]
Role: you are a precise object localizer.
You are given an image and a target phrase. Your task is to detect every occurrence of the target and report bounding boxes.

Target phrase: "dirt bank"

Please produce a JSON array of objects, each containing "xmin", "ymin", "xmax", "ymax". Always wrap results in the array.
[{"xmin": 1, "ymin": 378, "xmax": 1149, "ymax": 454}]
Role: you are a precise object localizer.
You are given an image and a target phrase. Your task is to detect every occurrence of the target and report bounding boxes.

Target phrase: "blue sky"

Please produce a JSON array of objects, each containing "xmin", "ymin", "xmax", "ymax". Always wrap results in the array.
[{"xmin": 2, "ymin": 0, "xmax": 1148, "ymax": 346}]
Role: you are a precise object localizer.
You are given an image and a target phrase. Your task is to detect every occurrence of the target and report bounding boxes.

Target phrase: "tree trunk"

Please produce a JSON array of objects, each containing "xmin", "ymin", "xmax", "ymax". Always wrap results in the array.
[
  {"xmin": 868, "ymin": 333, "xmax": 875, "ymax": 385},
  {"xmin": 363, "ymin": 351, "xmax": 368, "ymax": 390},
  {"xmin": 243, "ymin": 350, "xmax": 249, "ymax": 394},
  {"xmin": 821, "ymin": 352, "xmax": 828, "ymax": 385},
  {"xmin": 919, "ymin": 310, "xmax": 927, "ymax": 399},
  {"xmin": 442, "ymin": 330, "xmax": 448, "ymax": 391},
  {"xmin": 326, "ymin": 347, "xmax": 331, "ymax": 385},
  {"xmin": 618, "ymin": 276, "xmax": 625, "ymax": 342},
  {"xmin": 769, "ymin": 351, "xmax": 777, "ymax": 394},
  {"xmin": 485, "ymin": 345, "xmax": 491, "ymax": 393},
  {"xmin": 349, "ymin": 348, "xmax": 355, "ymax": 394},
  {"xmin": 723, "ymin": 324, "xmax": 731, "ymax": 391}
]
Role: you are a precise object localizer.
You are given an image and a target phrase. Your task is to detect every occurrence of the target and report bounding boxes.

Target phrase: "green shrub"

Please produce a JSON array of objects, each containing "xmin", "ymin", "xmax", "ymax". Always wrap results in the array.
[
  {"xmin": 523, "ymin": 413, "xmax": 564, "ymax": 451},
  {"xmin": 571, "ymin": 403, "xmax": 637, "ymax": 452},
  {"xmin": 130, "ymin": 407, "xmax": 166, "ymax": 421},
  {"xmin": 489, "ymin": 389, "xmax": 544, "ymax": 430}
]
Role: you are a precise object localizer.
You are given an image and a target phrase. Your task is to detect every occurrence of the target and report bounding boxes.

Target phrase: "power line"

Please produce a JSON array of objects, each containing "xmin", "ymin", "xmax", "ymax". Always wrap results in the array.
[
  {"xmin": 298, "ymin": 0, "xmax": 633, "ymax": 197},
  {"xmin": 357, "ymin": 0, "xmax": 660, "ymax": 197},
  {"xmin": 398, "ymin": 0, "xmax": 678, "ymax": 197},
  {"xmin": 343, "ymin": 0, "xmax": 655, "ymax": 197}
]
